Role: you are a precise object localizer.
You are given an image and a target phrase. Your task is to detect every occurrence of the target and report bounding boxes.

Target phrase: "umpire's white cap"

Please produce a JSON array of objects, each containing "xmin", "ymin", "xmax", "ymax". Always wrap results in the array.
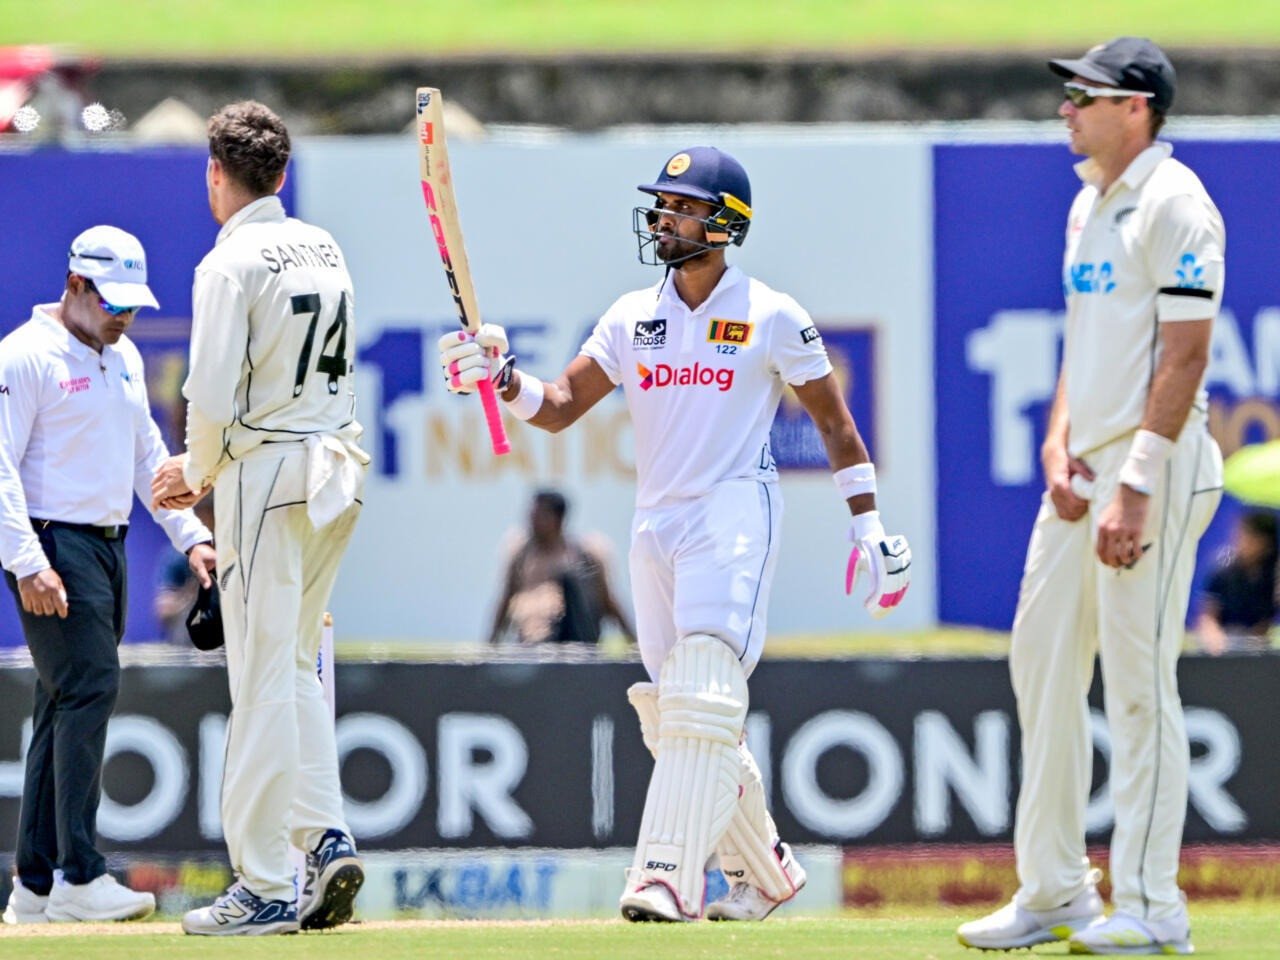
[{"xmin": 68, "ymin": 225, "xmax": 160, "ymax": 309}]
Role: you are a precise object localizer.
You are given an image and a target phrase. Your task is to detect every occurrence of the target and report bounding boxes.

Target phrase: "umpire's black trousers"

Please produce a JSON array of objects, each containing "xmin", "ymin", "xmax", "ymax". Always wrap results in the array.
[{"xmin": 5, "ymin": 522, "xmax": 126, "ymax": 893}]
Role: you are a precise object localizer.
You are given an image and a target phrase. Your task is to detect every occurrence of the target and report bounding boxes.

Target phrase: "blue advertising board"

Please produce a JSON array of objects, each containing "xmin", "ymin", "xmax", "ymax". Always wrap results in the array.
[
  {"xmin": 934, "ymin": 140, "xmax": 1280, "ymax": 628},
  {"xmin": 0, "ymin": 147, "xmax": 295, "ymax": 645}
]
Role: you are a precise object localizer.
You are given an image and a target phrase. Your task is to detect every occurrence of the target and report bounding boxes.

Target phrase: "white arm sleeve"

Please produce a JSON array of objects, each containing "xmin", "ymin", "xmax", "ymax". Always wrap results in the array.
[
  {"xmin": 578, "ymin": 299, "xmax": 625, "ymax": 385},
  {"xmin": 131, "ymin": 366, "xmax": 212, "ymax": 552},
  {"xmin": 0, "ymin": 349, "xmax": 49, "ymax": 577},
  {"xmin": 768, "ymin": 295, "xmax": 832, "ymax": 386},
  {"xmin": 183, "ymin": 267, "xmax": 250, "ymax": 490},
  {"xmin": 1144, "ymin": 191, "xmax": 1226, "ymax": 322}
]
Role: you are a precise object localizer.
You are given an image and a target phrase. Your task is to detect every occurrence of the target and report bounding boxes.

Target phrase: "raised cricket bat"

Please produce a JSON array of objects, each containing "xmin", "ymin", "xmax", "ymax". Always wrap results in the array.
[{"xmin": 415, "ymin": 87, "xmax": 511, "ymax": 456}]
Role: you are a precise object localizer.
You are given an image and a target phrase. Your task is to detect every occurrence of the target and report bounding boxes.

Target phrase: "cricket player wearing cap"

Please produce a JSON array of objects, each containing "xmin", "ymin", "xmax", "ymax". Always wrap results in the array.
[
  {"xmin": 958, "ymin": 38, "xmax": 1224, "ymax": 956},
  {"xmin": 0, "ymin": 227, "xmax": 215, "ymax": 924},
  {"xmin": 151, "ymin": 101, "xmax": 369, "ymax": 936},
  {"xmin": 438, "ymin": 146, "xmax": 911, "ymax": 922}
]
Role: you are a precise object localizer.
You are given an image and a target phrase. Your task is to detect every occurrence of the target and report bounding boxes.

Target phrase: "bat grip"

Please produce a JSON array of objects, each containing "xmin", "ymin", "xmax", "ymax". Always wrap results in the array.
[{"xmin": 477, "ymin": 377, "xmax": 511, "ymax": 456}]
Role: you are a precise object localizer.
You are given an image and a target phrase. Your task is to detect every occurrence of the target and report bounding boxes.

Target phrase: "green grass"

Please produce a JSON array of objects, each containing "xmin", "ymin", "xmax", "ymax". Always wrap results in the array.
[
  {"xmin": 3, "ymin": 906, "xmax": 1279, "ymax": 959},
  {"xmin": 3, "ymin": 0, "xmax": 1280, "ymax": 57}
]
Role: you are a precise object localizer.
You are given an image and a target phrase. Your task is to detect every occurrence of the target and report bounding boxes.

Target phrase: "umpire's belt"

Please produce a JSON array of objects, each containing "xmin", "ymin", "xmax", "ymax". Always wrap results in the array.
[{"xmin": 32, "ymin": 518, "xmax": 129, "ymax": 541}]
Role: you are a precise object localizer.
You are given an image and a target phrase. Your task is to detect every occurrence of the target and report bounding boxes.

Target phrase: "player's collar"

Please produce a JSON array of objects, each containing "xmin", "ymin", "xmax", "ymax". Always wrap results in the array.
[
  {"xmin": 1074, "ymin": 142, "xmax": 1172, "ymax": 191},
  {"xmin": 33, "ymin": 303, "xmax": 94, "ymax": 362},
  {"xmin": 656, "ymin": 264, "xmax": 745, "ymax": 312},
  {"xmin": 216, "ymin": 195, "xmax": 287, "ymax": 244}
]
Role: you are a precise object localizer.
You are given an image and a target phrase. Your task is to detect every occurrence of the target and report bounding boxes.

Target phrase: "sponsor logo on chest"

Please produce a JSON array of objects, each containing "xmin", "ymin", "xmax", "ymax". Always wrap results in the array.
[
  {"xmin": 60, "ymin": 376, "xmax": 92, "ymax": 394},
  {"xmin": 636, "ymin": 361, "xmax": 734, "ymax": 392},
  {"xmin": 632, "ymin": 319, "xmax": 667, "ymax": 348}
]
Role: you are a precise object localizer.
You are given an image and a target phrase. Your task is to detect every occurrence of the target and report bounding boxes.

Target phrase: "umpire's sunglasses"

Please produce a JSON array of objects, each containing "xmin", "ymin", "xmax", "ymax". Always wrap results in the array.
[
  {"xmin": 1063, "ymin": 81, "xmax": 1156, "ymax": 109},
  {"xmin": 83, "ymin": 278, "xmax": 140, "ymax": 317}
]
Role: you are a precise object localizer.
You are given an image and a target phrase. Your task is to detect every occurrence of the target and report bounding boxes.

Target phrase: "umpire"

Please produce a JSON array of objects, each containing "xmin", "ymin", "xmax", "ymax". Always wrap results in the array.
[{"xmin": 0, "ymin": 226, "xmax": 215, "ymax": 924}]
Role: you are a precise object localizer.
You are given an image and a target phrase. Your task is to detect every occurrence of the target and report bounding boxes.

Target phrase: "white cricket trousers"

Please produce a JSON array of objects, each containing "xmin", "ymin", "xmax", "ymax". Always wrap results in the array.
[
  {"xmin": 213, "ymin": 443, "xmax": 365, "ymax": 902},
  {"xmin": 1010, "ymin": 421, "xmax": 1221, "ymax": 922},
  {"xmin": 629, "ymin": 479, "xmax": 782, "ymax": 682}
]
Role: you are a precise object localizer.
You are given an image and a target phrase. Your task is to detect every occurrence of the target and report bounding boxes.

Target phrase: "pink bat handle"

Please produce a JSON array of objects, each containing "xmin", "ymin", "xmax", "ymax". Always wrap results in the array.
[{"xmin": 476, "ymin": 376, "xmax": 510, "ymax": 455}]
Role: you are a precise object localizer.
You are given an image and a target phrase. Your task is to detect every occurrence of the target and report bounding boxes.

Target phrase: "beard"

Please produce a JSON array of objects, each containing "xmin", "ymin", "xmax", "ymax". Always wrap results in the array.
[{"xmin": 655, "ymin": 232, "xmax": 710, "ymax": 265}]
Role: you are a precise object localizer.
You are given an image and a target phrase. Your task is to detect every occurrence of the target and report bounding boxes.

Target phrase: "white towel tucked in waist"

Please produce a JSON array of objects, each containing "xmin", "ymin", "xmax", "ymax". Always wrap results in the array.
[{"xmin": 305, "ymin": 434, "xmax": 371, "ymax": 530}]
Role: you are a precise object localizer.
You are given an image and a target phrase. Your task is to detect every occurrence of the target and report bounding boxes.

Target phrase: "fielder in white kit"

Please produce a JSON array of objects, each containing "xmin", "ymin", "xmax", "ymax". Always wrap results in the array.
[
  {"xmin": 439, "ymin": 146, "xmax": 911, "ymax": 922},
  {"xmin": 151, "ymin": 101, "xmax": 369, "ymax": 936},
  {"xmin": 958, "ymin": 39, "xmax": 1224, "ymax": 955}
]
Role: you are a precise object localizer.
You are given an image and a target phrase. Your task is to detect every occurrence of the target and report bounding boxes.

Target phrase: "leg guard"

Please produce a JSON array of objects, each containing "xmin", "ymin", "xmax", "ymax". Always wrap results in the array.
[
  {"xmin": 627, "ymin": 635, "xmax": 746, "ymax": 918},
  {"xmin": 627, "ymin": 680, "xmax": 797, "ymax": 904},
  {"xmin": 716, "ymin": 742, "xmax": 798, "ymax": 903}
]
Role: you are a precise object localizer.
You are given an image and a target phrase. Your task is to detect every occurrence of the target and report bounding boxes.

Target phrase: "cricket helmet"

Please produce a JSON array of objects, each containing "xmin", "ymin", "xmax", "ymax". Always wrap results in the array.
[{"xmin": 633, "ymin": 146, "xmax": 753, "ymax": 265}]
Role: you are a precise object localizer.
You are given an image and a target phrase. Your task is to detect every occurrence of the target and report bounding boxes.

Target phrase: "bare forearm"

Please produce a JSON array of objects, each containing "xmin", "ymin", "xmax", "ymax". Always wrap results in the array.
[
  {"xmin": 1142, "ymin": 349, "xmax": 1207, "ymax": 441},
  {"xmin": 1042, "ymin": 370, "xmax": 1070, "ymax": 455}
]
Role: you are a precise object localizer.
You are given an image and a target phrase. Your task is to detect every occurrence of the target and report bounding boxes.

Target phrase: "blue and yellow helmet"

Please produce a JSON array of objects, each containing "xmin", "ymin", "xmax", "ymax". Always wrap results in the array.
[{"xmin": 633, "ymin": 146, "xmax": 753, "ymax": 265}]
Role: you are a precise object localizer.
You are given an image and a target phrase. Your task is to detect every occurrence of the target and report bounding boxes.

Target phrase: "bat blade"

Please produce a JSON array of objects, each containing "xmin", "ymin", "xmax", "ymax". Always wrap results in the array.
[{"xmin": 416, "ymin": 86, "xmax": 510, "ymax": 456}]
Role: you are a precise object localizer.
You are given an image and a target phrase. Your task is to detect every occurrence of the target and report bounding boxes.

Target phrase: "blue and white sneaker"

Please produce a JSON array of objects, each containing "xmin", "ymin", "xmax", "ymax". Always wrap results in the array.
[
  {"xmin": 182, "ymin": 882, "xmax": 299, "ymax": 936},
  {"xmin": 299, "ymin": 829, "xmax": 364, "ymax": 930}
]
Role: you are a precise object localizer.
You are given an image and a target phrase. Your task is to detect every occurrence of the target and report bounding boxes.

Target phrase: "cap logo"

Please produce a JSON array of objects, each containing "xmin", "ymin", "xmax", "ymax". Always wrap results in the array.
[
  {"xmin": 123, "ymin": 258, "xmax": 144, "ymax": 271},
  {"xmin": 666, "ymin": 153, "xmax": 691, "ymax": 176}
]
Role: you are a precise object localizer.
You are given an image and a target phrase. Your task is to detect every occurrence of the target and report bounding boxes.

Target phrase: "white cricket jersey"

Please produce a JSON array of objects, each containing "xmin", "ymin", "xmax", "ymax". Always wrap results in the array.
[
  {"xmin": 1062, "ymin": 143, "xmax": 1225, "ymax": 458},
  {"xmin": 0, "ymin": 306, "xmax": 211, "ymax": 578},
  {"xmin": 184, "ymin": 196, "xmax": 362, "ymax": 491},
  {"xmin": 581, "ymin": 265, "xmax": 831, "ymax": 508}
]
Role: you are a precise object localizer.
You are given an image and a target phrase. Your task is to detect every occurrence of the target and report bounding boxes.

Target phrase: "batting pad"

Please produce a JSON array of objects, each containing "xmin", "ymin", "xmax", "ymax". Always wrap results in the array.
[
  {"xmin": 628, "ymin": 679, "xmax": 794, "ymax": 902},
  {"xmin": 717, "ymin": 742, "xmax": 796, "ymax": 902},
  {"xmin": 630, "ymin": 635, "xmax": 747, "ymax": 918}
]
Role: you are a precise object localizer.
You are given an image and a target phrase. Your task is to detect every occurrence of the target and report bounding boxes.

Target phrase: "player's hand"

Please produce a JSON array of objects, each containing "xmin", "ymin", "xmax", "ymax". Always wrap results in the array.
[
  {"xmin": 151, "ymin": 454, "xmax": 196, "ymax": 510},
  {"xmin": 438, "ymin": 324, "xmax": 509, "ymax": 395},
  {"xmin": 159, "ymin": 487, "xmax": 209, "ymax": 511},
  {"xmin": 18, "ymin": 568, "xmax": 68, "ymax": 618},
  {"xmin": 1096, "ymin": 484, "xmax": 1150, "ymax": 569},
  {"xmin": 1043, "ymin": 441, "xmax": 1093, "ymax": 522},
  {"xmin": 846, "ymin": 511, "xmax": 911, "ymax": 618},
  {"xmin": 186, "ymin": 542, "xmax": 217, "ymax": 589}
]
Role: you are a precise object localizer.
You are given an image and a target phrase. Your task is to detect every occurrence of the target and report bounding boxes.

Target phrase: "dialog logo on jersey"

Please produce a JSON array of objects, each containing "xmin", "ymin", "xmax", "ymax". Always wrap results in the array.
[
  {"xmin": 632, "ymin": 319, "xmax": 667, "ymax": 348},
  {"xmin": 707, "ymin": 318, "xmax": 752, "ymax": 345},
  {"xmin": 636, "ymin": 362, "xmax": 734, "ymax": 392}
]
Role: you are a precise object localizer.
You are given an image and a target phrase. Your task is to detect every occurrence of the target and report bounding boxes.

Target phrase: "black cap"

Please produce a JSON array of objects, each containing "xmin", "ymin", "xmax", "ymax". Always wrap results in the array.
[
  {"xmin": 1049, "ymin": 37, "xmax": 1175, "ymax": 114},
  {"xmin": 186, "ymin": 582, "xmax": 224, "ymax": 651}
]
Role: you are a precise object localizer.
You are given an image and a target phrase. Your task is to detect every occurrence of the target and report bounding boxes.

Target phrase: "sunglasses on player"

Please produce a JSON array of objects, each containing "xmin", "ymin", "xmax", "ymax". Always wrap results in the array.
[
  {"xmin": 1063, "ymin": 82, "xmax": 1156, "ymax": 109},
  {"xmin": 82, "ymin": 278, "xmax": 140, "ymax": 317}
]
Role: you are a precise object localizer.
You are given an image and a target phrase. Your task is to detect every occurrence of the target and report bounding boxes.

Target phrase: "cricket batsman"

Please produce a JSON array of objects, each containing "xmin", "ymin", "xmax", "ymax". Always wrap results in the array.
[{"xmin": 437, "ymin": 146, "xmax": 911, "ymax": 921}]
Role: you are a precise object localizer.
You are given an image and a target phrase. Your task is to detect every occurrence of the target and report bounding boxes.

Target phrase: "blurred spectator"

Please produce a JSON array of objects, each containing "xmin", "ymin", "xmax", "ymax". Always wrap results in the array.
[
  {"xmin": 154, "ymin": 499, "xmax": 215, "ymax": 644},
  {"xmin": 489, "ymin": 490, "xmax": 635, "ymax": 646},
  {"xmin": 1195, "ymin": 510, "xmax": 1278, "ymax": 654}
]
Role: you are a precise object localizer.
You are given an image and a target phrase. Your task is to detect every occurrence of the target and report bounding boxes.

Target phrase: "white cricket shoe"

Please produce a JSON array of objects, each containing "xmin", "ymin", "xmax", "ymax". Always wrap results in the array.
[
  {"xmin": 3, "ymin": 877, "xmax": 49, "ymax": 924},
  {"xmin": 1068, "ymin": 910, "xmax": 1194, "ymax": 955},
  {"xmin": 45, "ymin": 874, "xmax": 155, "ymax": 923},
  {"xmin": 706, "ymin": 842, "xmax": 808, "ymax": 921},
  {"xmin": 619, "ymin": 871, "xmax": 688, "ymax": 922},
  {"xmin": 182, "ymin": 882, "xmax": 298, "ymax": 936},
  {"xmin": 957, "ymin": 874, "xmax": 1104, "ymax": 950}
]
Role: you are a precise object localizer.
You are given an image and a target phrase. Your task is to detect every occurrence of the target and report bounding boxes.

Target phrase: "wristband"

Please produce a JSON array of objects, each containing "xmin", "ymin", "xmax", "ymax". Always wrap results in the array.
[
  {"xmin": 851, "ymin": 510, "xmax": 885, "ymax": 542},
  {"xmin": 1118, "ymin": 429, "xmax": 1174, "ymax": 495},
  {"xmin": 504, "ymin": 372, "xmax": 545, "ymax": 421},
  {"xmin": 834, "ymin": 462, "xmax": 876, "ymax": 500}
]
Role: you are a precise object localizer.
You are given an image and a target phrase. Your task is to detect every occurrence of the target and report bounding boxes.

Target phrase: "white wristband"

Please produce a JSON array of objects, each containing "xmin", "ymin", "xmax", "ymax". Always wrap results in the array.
[
  {"xmin": 503, "ymin": 372, "xmax": 545, "ymax": 421},
  {"xmin": 834, "ymin": 462, "xmax": 876, "ymax": 500},
  {"xmin": 1118, "ymin": 429, "xmax": 1175, "ymax": 495},
  {"xmin": 851, "ymin": 510, "xmax": 885, "ymax": 542}
]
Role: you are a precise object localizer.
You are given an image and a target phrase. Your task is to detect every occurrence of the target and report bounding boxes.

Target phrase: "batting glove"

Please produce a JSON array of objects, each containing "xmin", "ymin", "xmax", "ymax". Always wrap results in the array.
[
  {"xmin": 846, "ymin": 511, "xmax": 911, "ymax": 618},
  {"xmin": 438, "ymin": 324, "xmax": 509, "ymax": 395}
]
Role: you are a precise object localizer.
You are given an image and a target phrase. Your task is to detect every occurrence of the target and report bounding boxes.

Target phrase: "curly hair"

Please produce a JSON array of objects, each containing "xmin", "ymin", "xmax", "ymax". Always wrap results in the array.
[{"xmin": 208, "ymin": 101, "xmax": 291, "ymax": 196}]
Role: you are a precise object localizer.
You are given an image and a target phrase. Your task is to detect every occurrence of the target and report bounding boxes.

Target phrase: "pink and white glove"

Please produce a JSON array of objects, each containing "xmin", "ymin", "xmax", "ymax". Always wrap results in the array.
[
  {"xmin": 846, "ymin": 511, "xmax": 911, "ymax": 618},
  {"xmin": 437, "ymin": 323, "xmax": 509, "ymax": 395}
]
